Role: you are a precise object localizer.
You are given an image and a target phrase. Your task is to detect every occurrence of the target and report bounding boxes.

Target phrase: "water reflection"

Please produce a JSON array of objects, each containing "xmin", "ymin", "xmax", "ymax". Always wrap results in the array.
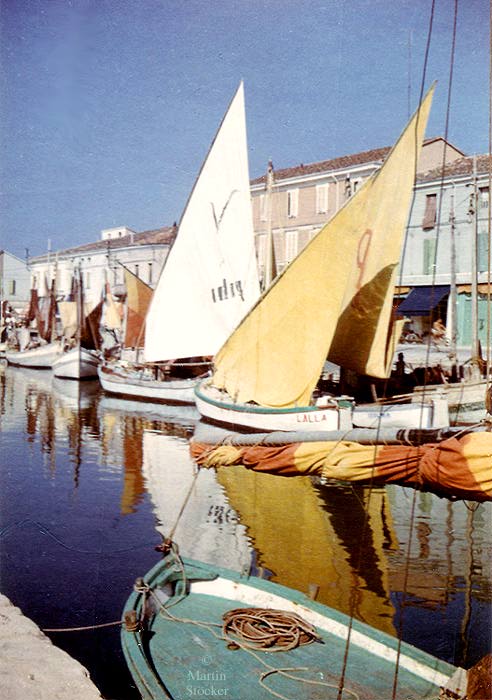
[{"xmin": 0, "ymin": 363, "xmax": 490, "ymax": 699}]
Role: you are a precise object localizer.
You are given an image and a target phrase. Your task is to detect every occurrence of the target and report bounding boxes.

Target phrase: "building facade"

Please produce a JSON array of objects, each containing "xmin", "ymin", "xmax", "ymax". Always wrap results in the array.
[
  {"xmin": 26, "ymin": 225, "xmax": 176, "ymax": 308},
  {"xmin": 250, "ymin": 138, "xmax": 464, "ymax": 280},
  {"xmin": 250, "ymin": 139, "xmax": 490, "ymax": 347},
  {"xmin": 0, "ymin": 250, "xmax": 31, "ymax": 318},
  {"xmin": 400, "ymin": 154, "xmax": 490, "ymax": 345}
]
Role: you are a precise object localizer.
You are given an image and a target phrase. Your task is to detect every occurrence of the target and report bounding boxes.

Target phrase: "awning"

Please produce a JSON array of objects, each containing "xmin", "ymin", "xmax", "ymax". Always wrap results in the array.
[
  {"xmin": 458, "ymin": 283, "xmax": 492, "ymax": 294},
  {"xmin": 397, "ymin": 285, "xmax": 450, "ymax": 316}
]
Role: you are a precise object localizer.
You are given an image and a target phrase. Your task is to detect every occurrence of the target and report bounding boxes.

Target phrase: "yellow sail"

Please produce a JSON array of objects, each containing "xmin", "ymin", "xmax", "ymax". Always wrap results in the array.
[
  {"xmin": 213, "ymin": 86, "xmax": 434, "ymax": 408},
  {"xmin": 124, "ymin": 267, "xmax": 153, "ymax": 349}
]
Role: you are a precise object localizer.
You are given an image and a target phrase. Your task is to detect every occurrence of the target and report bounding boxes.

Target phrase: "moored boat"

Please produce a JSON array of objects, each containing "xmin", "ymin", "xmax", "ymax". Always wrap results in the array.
[
  {"xmin": 121, "ymin": 547, "xmax": 466, "ymax": 700},
  {"xmin": 53, "ymin": 345, "xmax": 100, "ymax": 379},
  {"xmin": 98, "ymin": 361, "xmax": 197, "ymax": 404},
  {"xmin": 6, "ymin": 341, "xmax": 63, "ymax": 369}
]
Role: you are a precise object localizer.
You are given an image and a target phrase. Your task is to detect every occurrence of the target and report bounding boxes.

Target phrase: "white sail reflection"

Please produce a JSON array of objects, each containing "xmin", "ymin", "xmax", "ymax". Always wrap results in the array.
[{"xmin": 142, "ymin": 429, "xmax": 252, "ymax": 573}]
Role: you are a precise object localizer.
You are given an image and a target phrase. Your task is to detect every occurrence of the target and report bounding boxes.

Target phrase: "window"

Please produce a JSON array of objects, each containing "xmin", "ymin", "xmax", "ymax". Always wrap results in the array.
[
  {"xmin": 148, "ymin": 262, "xmax": 153, "ymax": 284},
  {"xmin": 479, "ymin": 186, "xmax": 490, "ymax": 210},
  {"xmin": 287, "ymin": 189, "xmax": 298, "ymax": 218},
  {"xmin": 285, "ymin": 230, "xmax": 298, "ymax": 263},
  {"xmin": 256, "ymin": 233, "xmax": 267, "ymax": 265},
  {"xmin": 478, "ymin": 231, "xmax": 489, "ymax": 272},
  {"xmin": 135, "ymin": 264, "xmax": 139, "ymax": 278},
  {"xmin": 352, "ymin": 179, "xmax": 361, "ymax": 194},
  {"xmin": 422, "ymin": 193, "xmax": 437, "ymax": 230},
  {"xmin": 316, "ymin": 184, "xmax": 329, "ymax": 214},
  {"xmin": 259, "ymin": 194, "xmax": 267, "ymax": 222},
  {"xmin": 8, "ymin": 280, "xmax": 16, "ymax": 295},
  {"xmin": 423, "ymin": 238, "xmax": 436, "ymax": 274}
]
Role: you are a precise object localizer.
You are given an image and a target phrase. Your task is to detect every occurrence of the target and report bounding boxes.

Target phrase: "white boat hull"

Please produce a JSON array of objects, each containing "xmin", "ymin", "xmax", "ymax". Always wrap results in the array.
[
  {"xmin": 196, "ymin": 381, "xmax": 450, "ymax": 432},
  {"xmin": 52, "ymin": 346, "xmax": 100, "ymax": 380},
  {"xmin": 97, "ymin": 363, "xmax": 198, "ymax": 404},
  {"xmin": 353, "ymin": 397, "xmax": 450, "ymax": 429},
  {"xmin": 195, "ymin": 381, "xmax": 353, "ymax": 432},
  {"xmin": 5, "ymin": 342, "xmax": 63, "ymax": 369}
]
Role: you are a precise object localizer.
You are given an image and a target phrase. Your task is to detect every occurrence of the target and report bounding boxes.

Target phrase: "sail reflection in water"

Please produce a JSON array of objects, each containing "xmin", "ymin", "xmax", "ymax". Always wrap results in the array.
[{"xmin": 142, "ymin": 430, "xmax": 252, "ymax": 572}]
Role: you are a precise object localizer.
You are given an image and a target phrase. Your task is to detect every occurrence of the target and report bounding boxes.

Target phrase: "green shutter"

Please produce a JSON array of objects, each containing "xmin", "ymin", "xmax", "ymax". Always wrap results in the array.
[
  {"xmin": 477, "ymin": 231, "xmax": 489, "ymax": 273},
  {"xmin": 423, "ymin": 238, "xmax": 436, "ymax": 274}
]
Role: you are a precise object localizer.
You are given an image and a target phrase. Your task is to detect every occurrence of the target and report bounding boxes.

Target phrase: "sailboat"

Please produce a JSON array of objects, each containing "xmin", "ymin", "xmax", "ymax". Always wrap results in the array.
[
  {"xmin": 98, "ymin": 82, "xmax": 260, "ymax": 404},
  {"xmin": 5, "ymin": 281, "xmax": 63, "ymax": 369},
  {"xmin": 53, "ymin": 267, "xmax": 102, "ymax": 380},
  {"xmin": 195, "ymin": 85, "xmax": 450, "ymax": 432}
]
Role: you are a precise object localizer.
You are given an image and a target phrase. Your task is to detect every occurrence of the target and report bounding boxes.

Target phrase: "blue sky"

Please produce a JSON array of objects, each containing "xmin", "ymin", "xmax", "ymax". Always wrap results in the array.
[{"xmin": 0, "ymin": 0, "xmax": 488, "ymax": 259}]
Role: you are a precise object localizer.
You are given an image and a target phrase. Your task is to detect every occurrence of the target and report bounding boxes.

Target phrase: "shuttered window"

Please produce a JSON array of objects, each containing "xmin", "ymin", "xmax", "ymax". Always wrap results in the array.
[
  {"xmin": 423, "ymin": 238, "xmax": 436, "ymax": 274},
  {"xmin": 479, "ymin": 186, "xmax": 489, "ymax": 211},
  {"xmin": 285, "ymin": 230, "xmax": 298, "ymax": 263},
  {"xmin": 316, "ymin": 184, "xmax": 329, "ymax": 213},
  {"xmin": 259, "ymin": 194, "xmax": 267, "ymax": 222},
  {"xmin": 478, "ymin": 231, "xmax": 489, "ymax": 272},
  {"xmin": 287, "ymin": 189, "xmax": 298, "ymax": 218},
  {"xmin": 422, "ymin": 194, "xmax": 437, "ymax": 230}
]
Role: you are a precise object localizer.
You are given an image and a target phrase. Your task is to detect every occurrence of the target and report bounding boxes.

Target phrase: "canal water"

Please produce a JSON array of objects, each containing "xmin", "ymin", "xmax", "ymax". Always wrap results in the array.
[{"xmin": 0, "ymin": 364, "xmax": 491, "ymax": 699}]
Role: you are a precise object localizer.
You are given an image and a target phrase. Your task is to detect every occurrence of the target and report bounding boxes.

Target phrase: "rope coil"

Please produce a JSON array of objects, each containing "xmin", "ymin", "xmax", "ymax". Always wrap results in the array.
[{"xmin": 222, "ymin": 608, "xmax": 321, "ymax": 652}]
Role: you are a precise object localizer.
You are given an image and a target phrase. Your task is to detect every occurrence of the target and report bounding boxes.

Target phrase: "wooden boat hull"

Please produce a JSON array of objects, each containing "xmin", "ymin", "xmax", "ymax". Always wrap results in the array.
[
  {"xmin": 98, "ymin": 363, "xmax": 198, "ymax": 404},
  {"xmin": 52, "ymin": 346, "xmax": 100, "ymax": 379},
  {"xmin": 122, "ymin": 553, "xmax": 462, "ymax": 700},
  {"xmin": 195, "ymin": 381, "xmax": 352, "ymax": 432},
  {"xmin": 5, "ymin": 342, "xmax": 63, "ymax": 369}
]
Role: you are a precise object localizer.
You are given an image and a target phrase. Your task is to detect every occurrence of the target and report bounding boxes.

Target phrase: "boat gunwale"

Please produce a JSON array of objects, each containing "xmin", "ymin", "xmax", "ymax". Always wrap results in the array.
[{"xmin": 195, "ymin": 379, "xmax": 345, "ymax": 415}]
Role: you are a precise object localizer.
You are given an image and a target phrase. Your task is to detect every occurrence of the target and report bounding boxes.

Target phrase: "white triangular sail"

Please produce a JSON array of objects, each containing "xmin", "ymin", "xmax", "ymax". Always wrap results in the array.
[{"xmin": 144, "ymin": 83, "xmax": 260, "ymax": 361}]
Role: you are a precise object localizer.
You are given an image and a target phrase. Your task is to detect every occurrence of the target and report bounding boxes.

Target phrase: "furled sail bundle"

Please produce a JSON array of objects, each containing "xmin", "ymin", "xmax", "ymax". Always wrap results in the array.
[
  {"xmin": 191, "ymin": 431, "xmax": 492, "ymax": 502},
  {"xmin": 211, "ymin": 86, "xmax": 435, "ymax": 409}
]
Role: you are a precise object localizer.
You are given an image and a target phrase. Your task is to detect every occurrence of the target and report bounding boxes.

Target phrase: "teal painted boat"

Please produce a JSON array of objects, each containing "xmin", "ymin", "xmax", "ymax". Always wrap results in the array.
[{"xmin": 121, "ymin": 547, "xmax": 465, "ymax": 700}]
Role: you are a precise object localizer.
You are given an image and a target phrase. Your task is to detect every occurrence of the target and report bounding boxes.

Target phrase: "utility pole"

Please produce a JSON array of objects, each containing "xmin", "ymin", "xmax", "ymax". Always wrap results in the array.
[
  {"xmin": 469, "ymin": 155, "xmax": 481, "ymax": 374},
  {"xmin": 449, "ymin": 184, "xmax": 458, "ymax": 372},
  {"xmin": 263, "ymin": 160, "xmax": 277, "ymax": 290}
]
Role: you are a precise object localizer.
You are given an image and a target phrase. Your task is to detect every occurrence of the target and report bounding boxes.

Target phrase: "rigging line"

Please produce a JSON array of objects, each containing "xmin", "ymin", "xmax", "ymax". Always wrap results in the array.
[
  {"xmin": 487, "ymin": 0, "xmax": 492, "ymax": 392},
  {"xmin": 397, "ymin": 0, "xmax": 436, "ymax": 297},
  {"xmin": 336, "ymin": 408, "xmax": 391, "ymax": 699},
  {"xmin": 459, "ymin": 506, "xmax": 476, "ymax": 666},
  {"xmin": 421, "ymin": 0, "xmax": 459, "ymax": 390},
  {"xmin": 392, "ymin": 0, "xmax": 458, "ymax": 700},
  {"xmin": 167, "ymin": 465, "xmax": 202, "ymax": 541}
]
